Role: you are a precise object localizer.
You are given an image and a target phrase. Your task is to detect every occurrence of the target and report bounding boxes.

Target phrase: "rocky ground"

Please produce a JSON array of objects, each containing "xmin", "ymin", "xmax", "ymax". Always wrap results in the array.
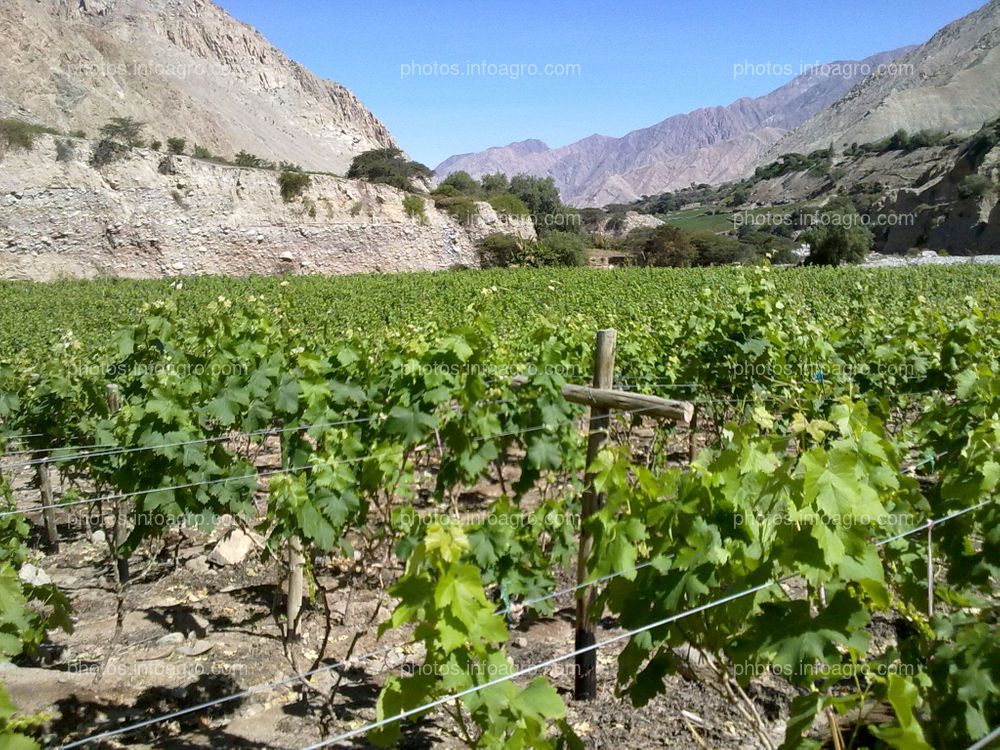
[{"xmin": 862, "ymin": 250, "xmax": 1000, "ymax": 268}]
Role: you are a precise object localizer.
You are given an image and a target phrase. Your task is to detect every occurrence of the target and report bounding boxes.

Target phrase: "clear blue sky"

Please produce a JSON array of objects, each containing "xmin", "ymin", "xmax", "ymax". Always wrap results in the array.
[{"xmin": 216, "ymin": 0, "xmax": 984, "ymax": 167}]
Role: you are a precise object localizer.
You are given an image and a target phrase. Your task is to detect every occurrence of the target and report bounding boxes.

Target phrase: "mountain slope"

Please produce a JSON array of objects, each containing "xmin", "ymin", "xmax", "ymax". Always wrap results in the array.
[
  {"xmin": 436, "ymin": 49, "xmax": 910, "ymax": 207},
  {"xmin": 0, "ymin": 0, "xmax": 396, "ymax": 173},
  {"xmin": 770, "ymin": 0, "xmax": 1000, "ymax": 157}
]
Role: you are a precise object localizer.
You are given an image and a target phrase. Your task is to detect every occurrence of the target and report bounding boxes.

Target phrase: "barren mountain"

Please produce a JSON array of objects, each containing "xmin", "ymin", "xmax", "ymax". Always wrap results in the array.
[
  {"xmin": 436, "ymin": 49, "xmax": 910, "ymax": 207},
  {"xmin": 0, "ymin": 0, "xmax": 396, "ymax": 173},
  {"xmin": 769, "ymin": 0, "xmax": 1000, "ymax": 157}
]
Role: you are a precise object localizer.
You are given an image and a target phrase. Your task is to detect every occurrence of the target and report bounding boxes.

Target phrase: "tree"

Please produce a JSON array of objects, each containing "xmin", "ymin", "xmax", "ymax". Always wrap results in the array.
[
  {"xmin": 641, "ymin": 225, "xmax": 698, "ymax": 267},
  {"xmin": 347, "ymin": 148, "xmax": 432, "ymax": 191},
  {"xmin": 509, "ymin": 175, "xmax": 561, "ymax": 218},
  {"xmin": 534, "ymin": 232, "xmax": 587, "ymax": 266},
  {"xmin": 439, "ymin": 171, "xmax": 480, "ymax": 196},
  {"xmin": 100, "ymin": 117, "xmax": 145, "ymax": 148},
  {"xmin": 480, "ymin": 172, "xmax": 510, "ymax": 196},
  {"xmin": 689, "ymin": 231, "xmax": 744, "ymax": 265},
  {"xmin": 804, "ymin": 199, "xmax": 874, "ymax": 266}
]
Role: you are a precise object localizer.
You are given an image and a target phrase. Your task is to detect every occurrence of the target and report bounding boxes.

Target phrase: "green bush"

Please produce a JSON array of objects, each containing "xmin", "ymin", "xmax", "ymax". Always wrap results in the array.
[
  {"xmin": 533, "ymin": 232, "xmax": 587, "ymax": 266},
  {"xmin": 55, "ymin": 139, "xmax": 75, "ymax": 162},
  {"xmin": 958, "ymin": 174, "xmax": 995, "ymax": 200},
  {"xmin": 403, "ymin": 194, "xmax": 428, "ymax": 224},
  {"xmin": 488, "ymin": 193, "xmax": 530, "ymax": 217},
  {"xmin": 430, "ymin": 183, "xmax": 460, "ymax": 197},
  {"xmin": 150, "ymin": 140, "xmax": 162, "ymax": 152},
  {"xmin": 89, "ymin": 138, "xmax": 129, "ymax": 168},
  {"xmin": 167, "ymin": 137, "xmax": 187, "ymax": 155},
  {"xmin": 279, "ymin": 168, "xmax": 311, "ymax": 202},
  {"xmin": 476, "ymin": 231, "xmax": 585, "ymax": 268},
  {"xmin": 192, "ymin": 145, "xmax": 213, "ymax": 159},
  {"xmin": 477, "ymin": 232, "xmax": 525, "ymax": 268}
]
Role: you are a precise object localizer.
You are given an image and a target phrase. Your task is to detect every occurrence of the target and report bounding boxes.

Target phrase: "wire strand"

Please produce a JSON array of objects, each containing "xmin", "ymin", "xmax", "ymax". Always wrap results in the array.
[{"xmin": 967, "ymin": 724, "xmax": 1000, "ymax": 750}]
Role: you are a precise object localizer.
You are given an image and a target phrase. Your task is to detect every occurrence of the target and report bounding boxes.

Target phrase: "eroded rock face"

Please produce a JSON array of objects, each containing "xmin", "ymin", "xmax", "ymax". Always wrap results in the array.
[
  {"xmin": 593, "ymin": 211, "xmax": 663, "ymax": 240},
  {"xmin": 0, "ymin": 136, "xmax": 537, "ymax": 279},
  {"xmin": 0, "ymin": 0, "xmax": 397, "ymax": 174}
]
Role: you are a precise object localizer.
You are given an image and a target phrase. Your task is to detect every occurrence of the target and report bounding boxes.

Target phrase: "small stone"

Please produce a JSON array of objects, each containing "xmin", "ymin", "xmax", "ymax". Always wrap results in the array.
[
  {"xmin": 172, "ymin": 261, "xmax": 185, "ymax": 271},
  {"xmin": 279, "ymin": 251, "xmax": 294, "ymax": 262},
  {"xmin": 208, "ymin": 528, "xmax": 259, "ymax": 566},
  {"xmin": 514, "ymin": 637, "xmax": 528, "ymax": 649},
  {"xmin": 90, "ymin": 530, "xmax": 106, "ymax": 545},
  {"xmin": 184, "ymin": 557, "xmax": 210, "ymax": 574}
]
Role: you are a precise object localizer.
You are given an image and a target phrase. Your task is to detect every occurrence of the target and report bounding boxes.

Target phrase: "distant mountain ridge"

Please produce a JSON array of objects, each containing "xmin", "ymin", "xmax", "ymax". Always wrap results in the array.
[
  {"xmin": 0, "ymin": 0, "xmax": 397, "ymax": 173},
  {"xmin": 767, "ymin": 0, "xmax": 1000, "ymax": 158},
  {"xmin": 436, "ymin": 49, "xmax": 912, "ymax": 207}
]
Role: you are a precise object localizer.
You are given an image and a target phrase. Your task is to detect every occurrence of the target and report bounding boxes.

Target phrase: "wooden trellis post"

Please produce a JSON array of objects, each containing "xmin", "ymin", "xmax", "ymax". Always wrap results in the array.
[
  {"xmin": 37, "ymin": 459, "xmax": 60, "ymax": 552},
  {"xmin": 287, "ymin": 537, "xmax": 304, "ymax": 640},
  {"xmin": 106, "ymin": 384, "xmax": 129, "ymax": 585},
  {"xmin": 567, "ymin": 329, "xmax": 694, "ymax": 700}
]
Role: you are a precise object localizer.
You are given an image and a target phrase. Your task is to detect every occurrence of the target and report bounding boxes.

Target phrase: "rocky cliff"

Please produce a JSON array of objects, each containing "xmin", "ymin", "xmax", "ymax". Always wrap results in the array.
[
  {"xmin": 0, "ymin": 0, "xmax": 396, "ymax": 174},
  {"xmin": 0, "ymin": 136, "xmax": 536, "ymax": 280}
]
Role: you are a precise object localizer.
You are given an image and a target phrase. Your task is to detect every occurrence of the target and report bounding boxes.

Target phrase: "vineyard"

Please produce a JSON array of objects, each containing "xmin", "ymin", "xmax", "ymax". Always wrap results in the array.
[{"xmin": 0, "ymin": 265, "xmax": 998, "ymax": 749}]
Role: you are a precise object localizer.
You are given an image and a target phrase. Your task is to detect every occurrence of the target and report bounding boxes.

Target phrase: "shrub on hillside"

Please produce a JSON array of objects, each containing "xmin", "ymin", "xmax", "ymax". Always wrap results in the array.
[
  {"xmin": 279, "ymin": 167, "xmax": 311, "ymax": 202},
  {"xmin": 488, "ymin": 193, "xmax": 530, "ymax": 217},
  {"xmin": 434, "ymin": 196, "xmax": 479, "ymax": 224},
  {"xmin": 403, "ymin": 194, "xmax": 428, "ymax": 224},
  {"xmin": 235, "ymin": 150, "xmax": 273, "ymax": 169},
  {"xmin": 0, "ymin": 118, "xmax": 56, "ymax": 152},
  {"xmin": 430, "ymin": 184, "xmax": 461, "ymax": 198},
  {"xmin": 958, "ymin": 174, "xmax": 995, "ymax": 200},
  {"xmin": 192, "ymin": 145, "xmax": 213, "ymax": 160},
  {"xmin": 55, "ymin": 140, "xmax": 75, "ymax": 162},
  {"xmin": 90, "ymin": 138, "xmax": 129, "ymax": 168},
  {"xmin": 167, "ymin": 137, "xmax": 187, "ymax": 155}
]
